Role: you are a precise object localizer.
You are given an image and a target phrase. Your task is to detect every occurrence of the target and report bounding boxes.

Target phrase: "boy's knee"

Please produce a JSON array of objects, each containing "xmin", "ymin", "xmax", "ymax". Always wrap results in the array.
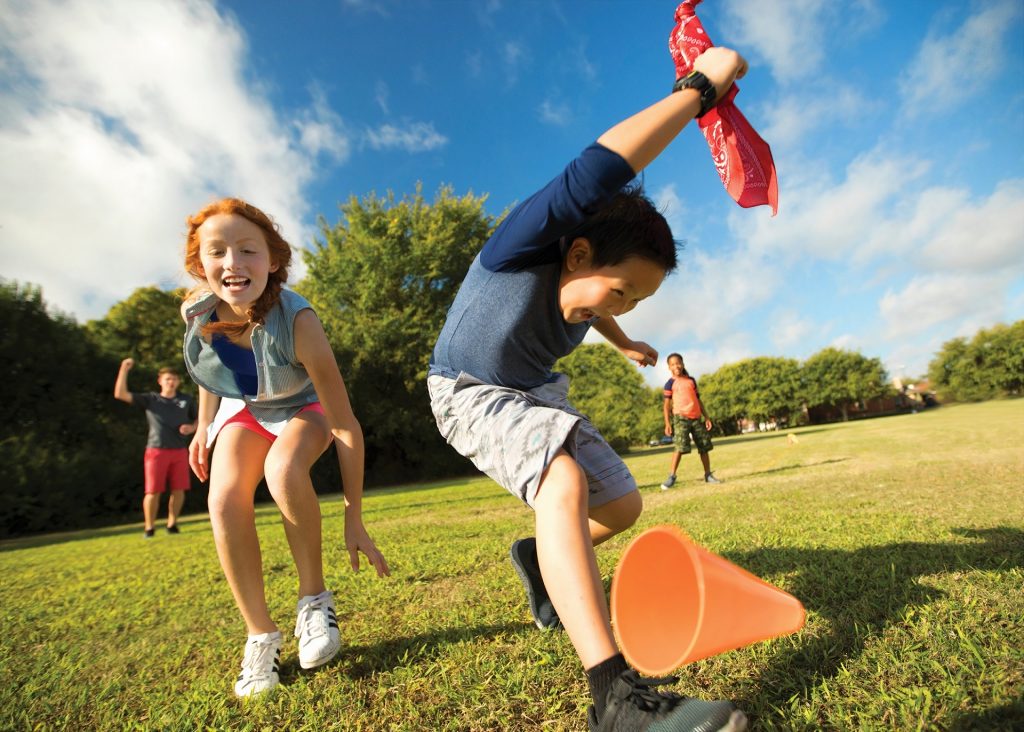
[
  {"xmin": 605, "ymin": 490, "xmax": 643, "ymax": 531},
  {"xmin": 535, "ymin": 453, "xmax": 588, "ymax": 509}
]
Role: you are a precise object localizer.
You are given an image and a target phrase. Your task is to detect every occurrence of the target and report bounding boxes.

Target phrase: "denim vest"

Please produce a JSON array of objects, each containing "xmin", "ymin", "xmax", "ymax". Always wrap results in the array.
[{"xmin": 182, "ymin": 289, "xmax": 320, "ymax": 409}]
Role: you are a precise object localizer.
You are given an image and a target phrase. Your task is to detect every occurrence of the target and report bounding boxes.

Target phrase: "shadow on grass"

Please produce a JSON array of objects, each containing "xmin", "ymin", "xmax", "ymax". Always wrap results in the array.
[
  {"xmin": 722, "ymin": 526, "xmax": 1024, "ymax": 725},
  {"xmin": 286, "ymin": 621, "xmax": 526, "ymax": 681},
  {"xmin": 636, "ymin": 457, "xmax": 853, "ymax": 491},
  {"xmin": 948, "ymin": 700, "xmax": 1024, "ymax": 731},
  {"xmin": 730, "ymin": 457, "xmax": 852, "ymax": 480}
]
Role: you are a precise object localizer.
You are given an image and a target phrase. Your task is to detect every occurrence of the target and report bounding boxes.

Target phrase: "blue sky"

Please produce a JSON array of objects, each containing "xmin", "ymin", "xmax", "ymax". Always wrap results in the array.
[{"xmin": 2, "ymin": 0, "xmax": 1022, "ymax": 386}]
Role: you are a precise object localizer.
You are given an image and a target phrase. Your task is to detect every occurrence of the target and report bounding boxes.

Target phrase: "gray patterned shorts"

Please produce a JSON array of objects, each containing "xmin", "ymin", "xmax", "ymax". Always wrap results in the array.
[{"xmin": 427, "ymin": 372, "xmax": 636, "ymax": 509}]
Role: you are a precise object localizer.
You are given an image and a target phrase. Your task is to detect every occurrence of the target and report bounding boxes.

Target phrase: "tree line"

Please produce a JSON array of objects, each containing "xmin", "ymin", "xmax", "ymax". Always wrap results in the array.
[{"xmin": 3, "ymin": 186, "xmax": 1021, "ymax": 537}]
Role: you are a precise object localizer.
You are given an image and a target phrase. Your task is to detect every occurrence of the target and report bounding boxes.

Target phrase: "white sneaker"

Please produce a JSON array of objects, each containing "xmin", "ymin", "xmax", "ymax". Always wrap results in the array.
[
  {"xmin": 295, "ymin": 590, "xmax": 341, "ymax": 669},
  {"xmin": 233, "ymin": 631, "xmax": 282, "ymax": 698}
]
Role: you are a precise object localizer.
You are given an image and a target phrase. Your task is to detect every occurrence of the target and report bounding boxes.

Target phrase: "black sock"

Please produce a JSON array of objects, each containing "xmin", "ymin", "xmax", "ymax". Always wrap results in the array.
[{"xmin": 587, "ymin": 653, "xmax": 629, "ymax": 718}]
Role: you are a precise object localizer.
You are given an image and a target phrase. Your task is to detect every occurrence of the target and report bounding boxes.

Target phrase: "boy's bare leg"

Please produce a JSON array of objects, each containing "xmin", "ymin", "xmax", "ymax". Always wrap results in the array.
[
  {"xmin": 588, "ymin": 490, "xmax": 641, "ymax": 546},
  {"xmin": 533, "ymin": 449, "xmax": 618, "ymax": 669},
  {"xmin": 142, "ymin": 493, "xmax": 159, "ymax": 530},
  {"xmin": 700, "ymin": 451, "xmax": 712, "ymax": 476},
  {"xmin": 668, "ymin": 450, "xmax": 682, "ymax": 475},
  {"xmin": 167, "ymin": 489, "xmax": 185, "ymax": 527}
]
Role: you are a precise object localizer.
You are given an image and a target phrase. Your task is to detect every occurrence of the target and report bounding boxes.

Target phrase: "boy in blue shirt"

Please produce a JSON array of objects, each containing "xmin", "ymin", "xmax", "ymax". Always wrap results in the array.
[{"xmin": 428, "ymin": 47, "xmax": 749, "ymax": 732}]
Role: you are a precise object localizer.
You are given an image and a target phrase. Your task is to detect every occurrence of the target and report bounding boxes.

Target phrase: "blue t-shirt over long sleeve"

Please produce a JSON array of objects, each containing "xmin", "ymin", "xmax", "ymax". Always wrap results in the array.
[{"xmin": 429, "ymin": 142, "xmax": 636, "ymax": 390}]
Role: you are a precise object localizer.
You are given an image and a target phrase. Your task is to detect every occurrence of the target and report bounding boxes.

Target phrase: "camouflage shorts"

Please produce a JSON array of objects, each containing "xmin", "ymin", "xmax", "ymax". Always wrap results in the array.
[
  {"xmin": 427, "ymin": 371, "xmax": 636, "ymax": 509},
  {"xmin": 672, "ymin": 415, "xmax": 713, "ymax": 454}
]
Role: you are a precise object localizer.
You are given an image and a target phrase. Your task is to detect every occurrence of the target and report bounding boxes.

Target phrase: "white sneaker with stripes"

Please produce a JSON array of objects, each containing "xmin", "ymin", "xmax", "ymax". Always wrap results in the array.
[
  {"xmin": 295, "ymin": 590, "xmax": 341, "ymax": 669},
  {"xmin": 234, "ymin": 631, "xmax": 282, "ymax": 698}
]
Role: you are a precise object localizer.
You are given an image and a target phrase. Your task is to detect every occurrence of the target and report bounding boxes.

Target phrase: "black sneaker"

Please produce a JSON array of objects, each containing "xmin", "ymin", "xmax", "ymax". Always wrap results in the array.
[
  {"xmin": 587, "ymin": 670, "xmax": 746, "ymax": 732},
  {"xmin": 509, "ymin": 537, "xmax": 562, "ymax": 630},
  {"xmin": 167, "ymin": 524, "xmax": 180, "ymax": 534}
]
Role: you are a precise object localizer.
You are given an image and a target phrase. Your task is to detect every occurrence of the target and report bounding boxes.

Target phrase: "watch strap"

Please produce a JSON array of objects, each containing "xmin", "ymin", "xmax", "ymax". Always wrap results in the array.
[{"xmin": 672, "ymin": 70, "xmax": 716, "ymax": 118}]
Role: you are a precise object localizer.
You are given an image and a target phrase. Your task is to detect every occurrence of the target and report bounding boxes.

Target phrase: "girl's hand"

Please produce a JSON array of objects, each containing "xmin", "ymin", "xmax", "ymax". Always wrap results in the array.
[
  {"xmin": 621, "ymin": 341, "xmax": 658, "ymax": 368},
  {"xmin": 179, "ymin": 423, "xmax": 196, "ymax": 436},
  {"xmin": 188, "ymin": 427, "xmax": 209, "ymax": 482},
  {"xmin": 345, "ymin": 518, "xmax": 390, "ymax": 578}
]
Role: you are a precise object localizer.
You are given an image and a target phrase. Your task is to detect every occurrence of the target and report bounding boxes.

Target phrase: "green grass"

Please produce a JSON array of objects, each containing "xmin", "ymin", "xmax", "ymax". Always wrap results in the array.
[{"xmin": 2, "ymin": 401, "xmax": 1022, "ymax": 731}]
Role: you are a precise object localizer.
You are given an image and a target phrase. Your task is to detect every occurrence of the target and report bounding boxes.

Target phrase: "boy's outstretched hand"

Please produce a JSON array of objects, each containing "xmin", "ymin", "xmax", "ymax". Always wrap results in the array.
[{"xmin": 621, "ymin": 341, "xmax": 658, "ymax": 368}]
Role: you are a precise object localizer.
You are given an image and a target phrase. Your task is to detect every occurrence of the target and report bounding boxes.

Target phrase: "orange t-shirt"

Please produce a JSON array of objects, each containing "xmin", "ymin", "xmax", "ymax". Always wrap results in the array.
[{"xmin": 664, "ymin": 375, "xmax": 701, "ymax": 419}]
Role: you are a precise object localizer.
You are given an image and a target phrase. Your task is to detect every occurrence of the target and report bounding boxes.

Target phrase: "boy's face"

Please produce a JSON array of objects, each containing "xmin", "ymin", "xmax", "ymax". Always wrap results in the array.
[
  {"xmin": 668, "ymin": 356, "xmax": 685, "ymax": 376},
  {"xmin": 157, "ymin": 372, "xmax": 180, "ymax": 394},
  {"xmin": 559, "ymin": 239, "xmax": 665, "ymax": 324}
]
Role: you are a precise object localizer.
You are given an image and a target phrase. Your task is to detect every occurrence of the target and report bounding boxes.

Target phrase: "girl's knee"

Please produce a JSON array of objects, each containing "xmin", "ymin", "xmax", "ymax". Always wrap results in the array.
[{"xmin": 207, "ymin": 484, "xmax": 250, "ymax": 518}]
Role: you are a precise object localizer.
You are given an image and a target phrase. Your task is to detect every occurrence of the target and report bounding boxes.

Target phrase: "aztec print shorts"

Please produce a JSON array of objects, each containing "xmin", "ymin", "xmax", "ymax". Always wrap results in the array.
[{"xmin": 427, "ymin": 372, "xmax": 636, "ymax": 509}]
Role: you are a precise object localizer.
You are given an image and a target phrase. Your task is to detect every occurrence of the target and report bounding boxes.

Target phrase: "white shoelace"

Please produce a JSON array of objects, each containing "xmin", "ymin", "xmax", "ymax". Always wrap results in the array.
[
  {"xmin": 295, "ymin": 596, "xmax": 332, "ymax": 642},
  {"xmin": 240, "ymin": 635, "xmax": 280, "ymax": 681}
]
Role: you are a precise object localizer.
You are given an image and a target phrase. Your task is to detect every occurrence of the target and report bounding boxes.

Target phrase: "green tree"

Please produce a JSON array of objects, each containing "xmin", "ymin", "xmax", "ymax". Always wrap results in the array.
[
  {"xmin": 298, "ymin": 185, "xmax": 497, "ymax": 482},
  {"xmin": 554, "ymin": 343, "xmax": 652, "ymax": 451},
  {"xmin": 928, "ymin": 320, "xmax": 1024, "ymax": 401},
  {"xmin": 699, "ymin": 357, "xmax": 803, "ymax": 432},
  {"xmin": 639, "ymin": 385, "xmax": 668, "ymax": 444},
  {"xmin": 0, "ymin": 280, "xmax": 144, "ymax": 536},
  {"xmin": 803, "ymin": 347, "xmax": 890, "ymax": 421},
  {"xmin": 86, "ymin": 286, "xmax": 191, "ymax": 388}
]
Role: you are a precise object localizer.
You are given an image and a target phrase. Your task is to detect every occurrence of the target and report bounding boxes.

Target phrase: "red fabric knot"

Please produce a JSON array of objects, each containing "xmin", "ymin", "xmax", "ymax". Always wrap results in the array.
[{"xmin": 669, "ymin": 0, "xmax": 778, "ymax": 215}]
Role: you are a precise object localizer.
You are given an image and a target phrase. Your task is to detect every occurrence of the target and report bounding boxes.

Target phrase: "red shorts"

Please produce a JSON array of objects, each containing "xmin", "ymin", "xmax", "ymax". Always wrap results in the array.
[
  {"xmin": 221, "ymin": 403, "xmax": 325, "ymax": 443},
  {"xmin": 143, "ymin": 447, "xmax": 191, "ymax": 494}
]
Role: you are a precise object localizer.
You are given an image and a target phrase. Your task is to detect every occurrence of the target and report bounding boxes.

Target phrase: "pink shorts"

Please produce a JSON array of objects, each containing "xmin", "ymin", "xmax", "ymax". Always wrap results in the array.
[
  {"xmin": 221, "ymin": 402, "xmax": 325, "ymax": 443},
  {"xmin": 143, "ymin": 447, "xmax": 191, "ymax": 494}
]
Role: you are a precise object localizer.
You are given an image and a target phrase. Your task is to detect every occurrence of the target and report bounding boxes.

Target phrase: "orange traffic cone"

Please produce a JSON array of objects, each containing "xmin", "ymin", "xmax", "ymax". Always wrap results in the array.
[{"xmin": 610, "ymin": 525, "xmax": 806, "ymax": 676}]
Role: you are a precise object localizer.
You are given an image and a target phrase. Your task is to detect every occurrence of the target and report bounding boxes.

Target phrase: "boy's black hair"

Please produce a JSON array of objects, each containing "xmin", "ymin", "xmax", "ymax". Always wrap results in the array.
[{"xmin": 570, "ymin": 186, "xmax": 681, "ymax": 273}]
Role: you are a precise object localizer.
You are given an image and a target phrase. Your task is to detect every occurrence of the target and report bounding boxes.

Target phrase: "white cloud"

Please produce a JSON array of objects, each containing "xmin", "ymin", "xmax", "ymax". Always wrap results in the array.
[
  {"xmin": 616, "ymin": 247, "xmax": 783, "ymax": 345},
  {"xmin": 730, "ymin": 150, "xmax": 930, "ymax": 262},
  {"xmin": 374, "ymin": 80, "xmax": 391, "ymax": 115},
  {"xmin": 652, "ymin": 184, "xmax": 687, "ymax": 241},
  {"xmin": 295, "ymin": 85, "xmax": 352, "ymax": 162},
  {"xmin": 879, "ymin": 272, "xmax": 1009, "ymax": 339},
  {"xmin": 899, "ymin": 0, "xmax": 1022, "ymax": 118},
  {"xmin": 365, "ymin": 122, "xmax": 448, "ymax": 152},
  {"xmin": 721, "ymin": 0, "xmax": 830, "ymax": 81},
  {"xmin": 0, "ymin": 0, "xmax": 325, "ymax": 319},
  {"xmin": 538, "ymin": 98, "xmax": 571, "ymax": 126},
  {"xmin": 920, "ymin": 180, "xmax": 1024, "ymax": 273},
  {"xmin": 769, "ymin": 309, "xmax": 820, "ymax": 352},
  {"xmin": 503, "ymin": 41, "xmax": 527, "ymax": 84},
  {"xmin": 341, "ymin": 0, "xmax": 390, "ymax": 18},
  {"xmin": 762, "ymin": 85, "xmax": 870, "ymax": 151}
]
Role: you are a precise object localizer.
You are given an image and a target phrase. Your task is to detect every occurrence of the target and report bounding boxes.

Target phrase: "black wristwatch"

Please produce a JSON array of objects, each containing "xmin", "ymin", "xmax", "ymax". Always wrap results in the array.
[{"xmin": 672, "ymin": 70, "xmax": 717, "ymax": 118}]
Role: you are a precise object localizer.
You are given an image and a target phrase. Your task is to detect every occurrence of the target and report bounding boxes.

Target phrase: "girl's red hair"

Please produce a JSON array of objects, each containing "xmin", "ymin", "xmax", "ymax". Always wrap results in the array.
[{"xmin": 184, "ymin": 198, "xmax": 293, "ymax": 339}]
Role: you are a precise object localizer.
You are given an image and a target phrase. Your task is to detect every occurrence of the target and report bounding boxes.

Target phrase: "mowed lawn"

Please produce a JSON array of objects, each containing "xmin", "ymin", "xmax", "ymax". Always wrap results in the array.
[{"xmin": 2, "ymin": 401, "xmax": 1022, "ymax": 731}]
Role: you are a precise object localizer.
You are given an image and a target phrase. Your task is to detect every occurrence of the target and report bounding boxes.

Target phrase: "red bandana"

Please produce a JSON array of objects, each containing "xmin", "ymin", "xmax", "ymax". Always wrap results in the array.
[{"xmin": 670, "ymin": 0, "xmax": 778, "ymax": 215}]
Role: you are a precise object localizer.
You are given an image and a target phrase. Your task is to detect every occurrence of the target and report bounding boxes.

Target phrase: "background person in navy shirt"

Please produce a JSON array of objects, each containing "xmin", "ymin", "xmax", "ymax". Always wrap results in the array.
[{"xmin": 113, "ymin": 358, "xmax": 197, "ymax": 538}]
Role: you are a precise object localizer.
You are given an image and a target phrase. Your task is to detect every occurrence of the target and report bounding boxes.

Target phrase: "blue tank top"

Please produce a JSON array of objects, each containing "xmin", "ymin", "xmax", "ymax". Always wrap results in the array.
[{"xmin": 209, "ymin": 311, "xmax": 259, "ymax": 396}]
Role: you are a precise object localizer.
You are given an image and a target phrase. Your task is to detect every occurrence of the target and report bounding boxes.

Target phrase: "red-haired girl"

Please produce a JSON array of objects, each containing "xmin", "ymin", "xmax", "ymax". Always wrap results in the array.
[{"xmin": 181, "ymin": 198, "xmax": 389, "ymax": 697}]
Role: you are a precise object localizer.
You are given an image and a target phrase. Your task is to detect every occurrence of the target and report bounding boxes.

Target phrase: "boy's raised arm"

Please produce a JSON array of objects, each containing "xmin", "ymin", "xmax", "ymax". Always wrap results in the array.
[{"xmin": 596, "ymin": 46, "xmax": 747, "ymax": 173}]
